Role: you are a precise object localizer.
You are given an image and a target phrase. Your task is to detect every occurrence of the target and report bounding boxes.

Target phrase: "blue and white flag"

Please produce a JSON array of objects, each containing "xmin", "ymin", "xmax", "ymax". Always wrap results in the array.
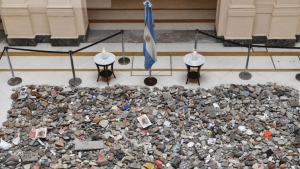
[{"xmin": 143, "ymin": 0, "xmax": 157, "ymax": 70}]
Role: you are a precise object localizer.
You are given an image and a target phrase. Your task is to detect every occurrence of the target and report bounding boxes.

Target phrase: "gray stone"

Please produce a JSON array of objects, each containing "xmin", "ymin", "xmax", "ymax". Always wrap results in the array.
[
  {"xmin": 179, "ymin": 161, "xmax": 193, "ymax": 169},
  {"xmin": 21, "ymin": 152, "xmax": 38, "ymax": 163},
  {"xmin": 74, "ymin": 141, "xmax": 104, "ymax": 150},
  {"xmin": 99, "ymin": 120, "xmax": 109, "ymax": 128}
]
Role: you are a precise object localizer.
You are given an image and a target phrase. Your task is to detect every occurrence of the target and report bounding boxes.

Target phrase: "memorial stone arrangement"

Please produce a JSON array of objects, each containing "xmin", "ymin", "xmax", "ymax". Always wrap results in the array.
[{"xmin": 0, "ymin": 83, "xmax": 300, "ymax": 169}]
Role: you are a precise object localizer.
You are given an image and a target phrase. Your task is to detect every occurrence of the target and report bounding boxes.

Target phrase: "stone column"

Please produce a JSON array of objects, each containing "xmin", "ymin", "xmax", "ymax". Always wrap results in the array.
[
  {"xmin": 223, "ymin": 0, "xmax": 256, "ymax": 47},
  {"xmin": 252, "ymin": 0, "xmax": 275, "ymax": 44},
  {"xmin": 0, "ymin": 0, "xmax": 89, "ymax": 46},
  {"xmin": 215, "ymin": 0, "xmax": 230, "ymax": 42},
  {"xmin": 1, "ymin": 0, "xmax": 37, "ymax": 46},
  {"xmin": 266, "ymin": 0, "xmax": 300, "ymax": 46},
  {"xmin": 29, "ymin": 0, "xmax": 51, "ymax": 43},
  {"xmin": 47, "ymin": 0, "xmax": 89, "ymax": 46}
]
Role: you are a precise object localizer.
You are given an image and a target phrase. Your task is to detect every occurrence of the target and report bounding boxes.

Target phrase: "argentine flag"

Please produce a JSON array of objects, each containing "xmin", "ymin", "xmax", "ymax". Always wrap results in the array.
[{"xmin": 143, "ymin": 0, "xmax": 157, "ymax": 70}]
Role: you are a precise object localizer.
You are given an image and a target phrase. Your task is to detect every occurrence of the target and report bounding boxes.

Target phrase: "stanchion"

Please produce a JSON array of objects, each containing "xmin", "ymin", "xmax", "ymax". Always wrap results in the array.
[
  {"xmin": 118, "ymin": 30, "xmax": 130, "ymax": 65},
  {"xmin": 296, "ymin": 74, "xmax": 300, "ymax": 82},
  {"xmin": 194, "ymin": 30, "xmax": 198, "ymax": 50},
  {"xmin": 68, "ymin": 51, "xmax": 82, "ymax": 86},
  {"xmin": 144, "ymin": 67, "xmax": 157, "ymax": 86},
  {"xmin": 131, "ymin": 53, "xmax": 134, "ymax": 76},
  {"xmin": 3, "ymin": 47, "xmax": 22, "ymax": 86},
  {"xmin": 239, "ymin": 45, "xmax": 252, "ymax": 80},
  {"xmin": 296, "ymin": 54, "xmax": 300, "ymax": 82},
  {"xmin": 170, "ymin": 53, "xmax": 173, "ymax": 76}
]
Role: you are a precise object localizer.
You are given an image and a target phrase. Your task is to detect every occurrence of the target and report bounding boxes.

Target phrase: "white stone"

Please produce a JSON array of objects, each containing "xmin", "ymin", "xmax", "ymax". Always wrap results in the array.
[
  {"xmin": 187, "ymin": 142, "xmax": 194, "ymax": 147},
  {"xmin": 245, "ymin": 129, "xmax": 254, "ymax": 135},
  {"xmin": 99, "ymin": 120, "xmax": 109, "ymax": 128},
  {"xmin": 238, "ymin": 126, "xmax": 246, "ymax": 132}
]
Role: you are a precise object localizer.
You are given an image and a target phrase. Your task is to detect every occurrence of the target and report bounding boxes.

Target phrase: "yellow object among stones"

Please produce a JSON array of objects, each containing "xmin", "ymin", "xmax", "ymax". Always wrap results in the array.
[{"xmin": 145, "ymin": 163, "xmax": 155, "ymax": 169}]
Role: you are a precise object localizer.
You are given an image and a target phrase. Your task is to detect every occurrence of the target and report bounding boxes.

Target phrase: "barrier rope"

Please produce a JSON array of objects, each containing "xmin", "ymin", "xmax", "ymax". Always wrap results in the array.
[
  {"xmin": 196, "ymin": 29, "xmax": 248, "ymax": 48},
  {"xmin": 0, "ymin": 47, "xmax": 6, "ymax": 60},
  {"xmin": 2, "ymin": 30, "xmax": 123, "ymax": 54},
  {"xmin": 6, "ymin": 47, "xmax": 69, "ymax": 54},
  {"xmin": 73, "ymin": 31, "xmax": 122, "ymax": 53},
  {"xmin": 196, "ymin": 29, "xmax": 300, "ymax": 50}
]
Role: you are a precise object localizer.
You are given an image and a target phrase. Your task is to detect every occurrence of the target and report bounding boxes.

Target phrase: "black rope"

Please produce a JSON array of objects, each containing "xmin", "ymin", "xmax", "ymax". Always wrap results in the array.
[
  {"xmin": 3, "ymin": 30, "xmax": 123, "ymax": 55},
  {"xmin": 73, "ymin": 31, "xmax": 122, "ymax": 53},
  {"xmin": 196, "ymin": 29, "xmax": 248, "ymax": 47},
  {"xmin": 7, "ymin": 47, "xmax": 69, "ymax": 54},
  {"xmin": 7, "ymin": 47, "xmax": 69, "ymax": 53},
  {"xmin": 196, "ymin": 29, "xmax": 300, "ymax": 50},
  {"xmin": 252, "ymin": 44, "xmax": 300, "ymax": 49},
  {"xmin": 0, "ymin": 47, "xmax": 6, "ymax": 60}
]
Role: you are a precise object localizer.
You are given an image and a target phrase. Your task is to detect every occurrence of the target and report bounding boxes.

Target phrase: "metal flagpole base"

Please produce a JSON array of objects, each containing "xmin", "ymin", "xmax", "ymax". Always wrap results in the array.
[
  {"xmin": 296, "ymin": 74, "xmax": 300, "ymax": 82},
  {"xmin": 7, "ymin": 77, "xmax": 22, "ymax": 86},
  {"xmin": 144, "ymin": 77, "xmax": 157, "ymax": 86},
  {"xmin": 69, "ymin": 78, "xmax": 82, "ymax": 87},
  {"xmin": 118, "ymin": 57, "xmax": 130, "ymax": 65},
  {"xmin": 239, "ymin": 72, "xmax": 252, "ymax": 80}
]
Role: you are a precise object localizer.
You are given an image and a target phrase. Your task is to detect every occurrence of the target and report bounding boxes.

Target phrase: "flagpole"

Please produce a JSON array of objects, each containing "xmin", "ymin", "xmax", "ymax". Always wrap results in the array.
[
  {"xmin": 143, "ymin": 0, "xmax": 157, "ymax": 86},
  {"xmin": 144, "ymin": 67, "xmax": 157, "ymax": 86}
]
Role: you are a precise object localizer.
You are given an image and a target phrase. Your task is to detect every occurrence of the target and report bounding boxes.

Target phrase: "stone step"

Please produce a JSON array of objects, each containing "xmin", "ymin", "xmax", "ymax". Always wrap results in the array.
[
  {"xmin": 88, "ymin": 8, "xmax": 216, "ymax": 30},
  {"xmin": 89, "ymin": 23, "xmax": 215, "ymax": 30},
  {"xmin": 88, "ymin": 10, "xmax": 216, "ymax": 20},
  {"xmin": 87, "ymin": 0, "xmax": 217, "ymax": 10}
]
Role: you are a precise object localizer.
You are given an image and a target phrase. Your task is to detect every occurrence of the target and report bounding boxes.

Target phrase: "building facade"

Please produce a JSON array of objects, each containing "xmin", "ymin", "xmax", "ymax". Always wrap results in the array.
[{"xmin": 1, "ymin": 0, "xmax": 300, "ymax": 46}]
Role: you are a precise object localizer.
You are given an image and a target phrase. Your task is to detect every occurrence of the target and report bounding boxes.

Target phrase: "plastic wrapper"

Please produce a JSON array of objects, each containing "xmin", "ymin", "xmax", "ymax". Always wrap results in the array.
[
  {"xmin": 163, "ymin": 121, "xmax": 171, "ymax": 126},
  {"xmin": 50, "ymin": 150, "xmax": 56, "ymax": 156},
  {"xmin": 38, "ymin": 139, "xmax": 45, "ymax": 146},
  {"xmin": 0, "ymin": 139, "xmax": 12, "ymax": 150},
  {"xmin": 12, "ymin": 133, "xmax": 20, "ymax": 145},
  {"xmin": 207, "ymin": 138, "xmax": 216, "ymax": 145},
  {"xmin": 13, "ymin": 149, "xmax": 23, "ymax": 156}
]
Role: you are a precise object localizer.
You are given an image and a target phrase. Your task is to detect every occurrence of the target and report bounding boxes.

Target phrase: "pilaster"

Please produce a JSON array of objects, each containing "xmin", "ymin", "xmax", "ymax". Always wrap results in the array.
[
  {"xmin": 223, "ymin": 0, "xmax": 256, "ymax": 46},
  {"xmin": 1, "ymin": 0, "xmax": 37, "ymax": 46},
  {"xmin": 267, "ymin": 1, "xmax": 300, "ymax": 46}
]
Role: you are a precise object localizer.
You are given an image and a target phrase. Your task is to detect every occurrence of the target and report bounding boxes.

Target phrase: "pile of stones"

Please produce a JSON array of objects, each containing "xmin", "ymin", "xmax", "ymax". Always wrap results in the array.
[{"xmin": 0, "ymin": 83, "xmax": 300, "ymax": 169}]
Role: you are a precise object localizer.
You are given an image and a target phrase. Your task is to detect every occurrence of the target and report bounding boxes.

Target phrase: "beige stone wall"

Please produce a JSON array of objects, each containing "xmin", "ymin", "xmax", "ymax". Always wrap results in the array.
[
  {"xmin": 216, "ymin": 0, "xmax": 300, "ymax": 41},
  {"xmin": 225, "ymin": 0, "xmax": 256, "ymax": 40},
  {"xmin": 87, "ymin": 0, "xmax": 111, "ymax": 8},
  {"xmin": 0, "ymin": 0, "xmax": 89, "ymax": 39},
  {"xmin": 87, "ymin": 0, "xmax": 217, "ymax": 9}
]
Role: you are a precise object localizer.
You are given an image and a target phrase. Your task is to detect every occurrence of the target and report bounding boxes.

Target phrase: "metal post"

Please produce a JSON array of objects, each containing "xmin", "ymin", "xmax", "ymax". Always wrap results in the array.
[
  {"xmin": 149, "ymin": 68, "xmax": 152, "ymax": 78},
  {"xmin": 245, "ymin": 46, "xmax": 251, "ymax": 73},
  {"xmin": 170, "ymin": 53, "xmax": 173, "ymax": 76},
  {"xmin": 118, "ymin": 30, "xmax": 130, "ymax": 65},
  {"xmin": 239, "ymin": 45, "xmax": 252, "ymax": 80},
  {"xmin": 6, "ymin": 49, "xmax": 15, "ymax": 80},
  {"xmin": 5, "ymin": 47, "xmax": 22, "ymax": 86},
  {"xmin": 296, "ymin": 54, "xmax": 300, "ymax": 82},
  {"xmin": 122, "ymin": 30, "xmax": 125, "ymax": 59},
  {"xmin": 194, "ymin": 30, "xmax": 198, "ymax": 50},
  {"xmin": 131, "ymin": 53, "xmax": 134, "ymax": 76},
  {"xmin": 68, "ymin": 50, "xmax": 82, "ymax": 86}
]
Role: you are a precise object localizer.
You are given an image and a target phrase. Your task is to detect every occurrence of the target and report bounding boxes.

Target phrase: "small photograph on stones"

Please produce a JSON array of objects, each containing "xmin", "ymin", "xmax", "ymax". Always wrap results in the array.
[
  {"xmin": 137, "ymin": 114, "xmax": 152, "ymax": 128},
  {"xmin": 35, "ymin": 128, "xmax": 47, "ymax": 139}
]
